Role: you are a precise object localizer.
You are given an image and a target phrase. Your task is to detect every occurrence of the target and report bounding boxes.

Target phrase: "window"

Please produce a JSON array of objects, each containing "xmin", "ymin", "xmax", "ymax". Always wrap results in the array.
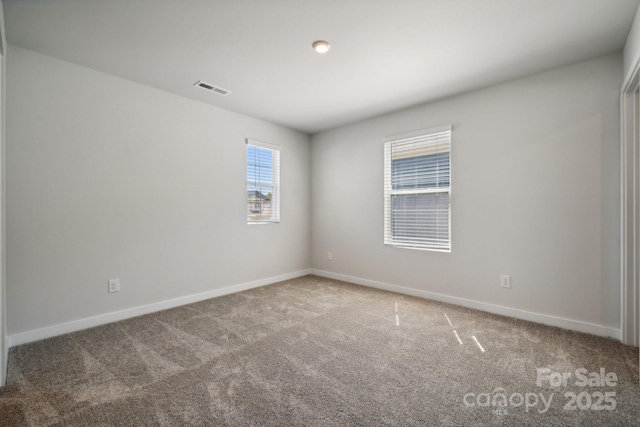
[
  {"xmin": 384, "ymin": 125, "xmax": 451, "ymax": 251},
  {"xmin": 247, "ymin": 139, "xmax": 280, "ymax": 223}
]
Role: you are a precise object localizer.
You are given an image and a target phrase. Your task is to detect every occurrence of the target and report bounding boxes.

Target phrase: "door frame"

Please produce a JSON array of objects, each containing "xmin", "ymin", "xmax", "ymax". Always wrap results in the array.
[{"xmin": 621, "ymin": 61, "xmax": 640, "ymax": 349}]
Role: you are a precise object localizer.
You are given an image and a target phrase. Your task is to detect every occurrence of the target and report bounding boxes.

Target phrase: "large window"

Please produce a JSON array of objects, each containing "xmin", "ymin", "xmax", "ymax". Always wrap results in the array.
[
  {"xmin": 246, "ymin": 139, "xmax": 280, "ymax": 223},
  {"xmin": 384, "ymin": 126, "xmax": 451, "ymax": 251}
]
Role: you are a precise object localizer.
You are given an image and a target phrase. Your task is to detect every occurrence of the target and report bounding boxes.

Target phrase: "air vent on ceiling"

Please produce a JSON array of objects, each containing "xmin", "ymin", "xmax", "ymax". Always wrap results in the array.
[{"xmin": 195, "ymin": 80, "xmax": 231, "ymax": 96}]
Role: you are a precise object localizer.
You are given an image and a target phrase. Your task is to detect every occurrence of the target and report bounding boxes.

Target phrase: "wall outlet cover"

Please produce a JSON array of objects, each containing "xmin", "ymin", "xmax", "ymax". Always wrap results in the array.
[
  {"xmin": 500, "ymin": 275, "xmax": 511, "ymax": 289},
  {"xmin": 108, "ymin": 279, "xmax": 120, "ymax": 293}
]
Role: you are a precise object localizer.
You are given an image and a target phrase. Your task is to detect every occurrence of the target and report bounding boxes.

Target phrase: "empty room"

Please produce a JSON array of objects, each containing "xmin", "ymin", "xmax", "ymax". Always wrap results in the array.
[{"xmin": 2, "ymin": 0, "xmax": 640, "ymax": 425}]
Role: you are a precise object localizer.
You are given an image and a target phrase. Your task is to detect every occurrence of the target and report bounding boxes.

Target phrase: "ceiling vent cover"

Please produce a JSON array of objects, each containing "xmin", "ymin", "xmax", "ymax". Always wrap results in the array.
[{"xmin": 194, "ymin": 80, "xmax": 230, "ymax": 96}]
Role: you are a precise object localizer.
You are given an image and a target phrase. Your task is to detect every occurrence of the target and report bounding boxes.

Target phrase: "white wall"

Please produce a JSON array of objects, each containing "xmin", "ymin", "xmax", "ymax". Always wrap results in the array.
[
  {"xmin": 311, "ymin": 54, "xmax": 622, "ymax": 336},
  {"xmin": 6, "ymin": 45, "xmax": 310, "ymax": 337},
  {"xmin": 3, "ymin": 44, "xmax": 625, "ymax": 345}
]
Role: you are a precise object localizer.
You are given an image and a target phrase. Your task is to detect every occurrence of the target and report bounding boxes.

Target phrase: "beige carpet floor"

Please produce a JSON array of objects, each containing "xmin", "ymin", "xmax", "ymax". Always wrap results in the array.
[{"xmin": 0, "ymin": 275, "xmax": 639, "ymax": 426}]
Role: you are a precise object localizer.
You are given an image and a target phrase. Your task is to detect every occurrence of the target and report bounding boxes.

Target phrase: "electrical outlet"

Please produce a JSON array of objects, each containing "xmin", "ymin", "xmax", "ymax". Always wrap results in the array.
[
  {"xmin": 500, "ymin": 275, "xmax": 511, "ymax": 289},
  {"xmin": 108, "ymin": 279, "xmax": 120, "ymax": 293},
  {"xmin": 327, "ymin": 251, "xmax": 333, "ymax": 261}
]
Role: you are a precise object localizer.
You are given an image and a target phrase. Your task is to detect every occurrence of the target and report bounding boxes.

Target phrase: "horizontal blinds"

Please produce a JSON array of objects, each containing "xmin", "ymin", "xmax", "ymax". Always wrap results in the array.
[
  {"xmin": 392, "ymin": 152, "xmax": 450, "ymax": 190},
  {"xmin": 390, "ymin": 193, "xmax": 450, "ymax": 249},
  {"xmin": 384, "ymin": 127, "xmax": 451, "ymax": 251},
  {"xmin": 247, "ymin": 139, "xmax": 280, "ymax": 223},
  {"xmin": 390, "ymin": 131, "xmax": 451, "ymax": 160}
]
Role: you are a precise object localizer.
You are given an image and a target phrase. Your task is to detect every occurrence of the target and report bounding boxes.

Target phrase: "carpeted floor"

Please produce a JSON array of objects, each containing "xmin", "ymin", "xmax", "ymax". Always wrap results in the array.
[{"xmin": 0, "ymin": 275, "xmax": 639, "ymax": 426}]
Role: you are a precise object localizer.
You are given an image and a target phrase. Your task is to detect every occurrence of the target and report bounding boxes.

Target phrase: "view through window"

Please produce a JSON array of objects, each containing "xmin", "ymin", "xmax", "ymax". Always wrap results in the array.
[{"xmin": 247, "ymin": 140, "xmax": 280, "ymax": 223}]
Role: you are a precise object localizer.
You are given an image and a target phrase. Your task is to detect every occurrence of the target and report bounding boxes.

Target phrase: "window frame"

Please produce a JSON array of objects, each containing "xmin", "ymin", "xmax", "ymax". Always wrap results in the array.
[
  {"xmin": 383, "ymin": 125, "xmax": 452, "ymax": 252},
  {"xmin": 246, "ymin": 139, "xmax": 280, "ymax": 224}
]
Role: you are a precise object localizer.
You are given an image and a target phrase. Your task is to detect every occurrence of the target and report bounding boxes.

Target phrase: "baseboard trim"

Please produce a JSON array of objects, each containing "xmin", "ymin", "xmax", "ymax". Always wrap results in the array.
[
  {"xmin": 8, "ymin": 268, "xmax": 621, "ymax": 348},
  {"xmin": 310, "ymin": 269, "xmax": 621, "ymax": 341},
  {"xmin": 8, "ymin": 269, "xmax": 312, "ymax": 348}
]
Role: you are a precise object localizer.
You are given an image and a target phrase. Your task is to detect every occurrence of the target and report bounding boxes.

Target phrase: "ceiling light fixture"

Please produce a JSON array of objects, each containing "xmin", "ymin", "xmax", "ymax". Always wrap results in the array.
[{"xmin": 312, "ymin": 40, "xmax": 330, "ymax": 54}]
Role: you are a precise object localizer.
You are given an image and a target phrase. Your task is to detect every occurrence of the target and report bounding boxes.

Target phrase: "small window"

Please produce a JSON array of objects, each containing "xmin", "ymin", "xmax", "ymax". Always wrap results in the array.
[
  {"xmin": 384, "ymin": 125, "xmax": 451, "ymax": 251},
  {"xmin": 247, "ymin": 139, "xmax": 280, "ymax": 223}
]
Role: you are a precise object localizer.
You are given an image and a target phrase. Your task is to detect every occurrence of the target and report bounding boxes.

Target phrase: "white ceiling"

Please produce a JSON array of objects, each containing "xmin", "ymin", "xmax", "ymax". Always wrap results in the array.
[{"xmin": 4, "ymin": 0, "xmax": 639, "ymax": 134}]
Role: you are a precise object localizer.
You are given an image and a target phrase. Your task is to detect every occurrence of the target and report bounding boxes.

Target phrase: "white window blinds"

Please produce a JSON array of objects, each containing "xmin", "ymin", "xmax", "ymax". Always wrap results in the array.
[
  {"xmin": 247, "ymin": 139, "xmax": 280, "ymax": 223},
  {"xmin": 384, "ymin": 126, "xmax": 451, "ymax": 251}
]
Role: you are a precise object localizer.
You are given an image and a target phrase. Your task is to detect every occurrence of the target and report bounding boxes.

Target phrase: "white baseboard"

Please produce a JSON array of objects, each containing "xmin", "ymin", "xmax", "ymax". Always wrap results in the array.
[
  {"xmin": 8, "ymin": 268, "xmax": 621, "ymax": 348},
  {"xmin": 8, "ymin": 269, "xmax": 311, "ymax": 348},
  {"xmin": 310, "ymin": 269, "xmax": 621, "ymax": 341}
]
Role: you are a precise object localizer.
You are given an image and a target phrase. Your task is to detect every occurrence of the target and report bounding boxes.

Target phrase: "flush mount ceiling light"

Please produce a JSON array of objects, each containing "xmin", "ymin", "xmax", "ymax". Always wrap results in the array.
[{"xmin": 312, "ymin": 40, "xmax": 330, "ymax": 54}]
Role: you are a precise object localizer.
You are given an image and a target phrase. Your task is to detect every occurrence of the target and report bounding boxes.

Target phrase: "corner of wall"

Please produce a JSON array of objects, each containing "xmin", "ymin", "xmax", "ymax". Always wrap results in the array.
[{"xmin": 623, "ymin": 2, "xmax": 640, "ymax": 86}]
